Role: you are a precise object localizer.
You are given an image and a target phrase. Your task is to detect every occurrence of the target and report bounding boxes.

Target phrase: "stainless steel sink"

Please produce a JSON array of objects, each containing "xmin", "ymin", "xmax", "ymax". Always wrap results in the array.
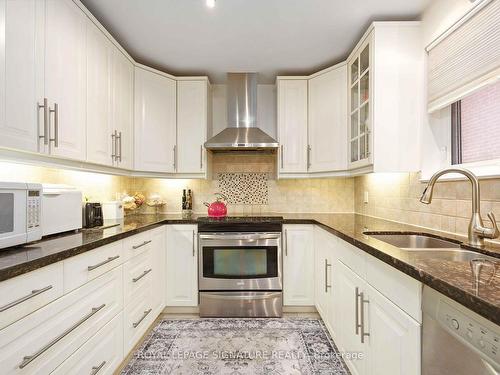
[
  {"xmin": 368, "ymin": 233, "xmax": 461, "ymax": 250},
  {"xmin": 367, "ymin": 233, "xmax": 499, "ymax": 263}
]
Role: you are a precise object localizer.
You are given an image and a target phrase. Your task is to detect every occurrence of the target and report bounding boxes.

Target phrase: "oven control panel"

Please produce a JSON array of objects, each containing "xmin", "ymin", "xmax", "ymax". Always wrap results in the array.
[{"xmin": 438, "ymin": 299, "xmax": 500, "ymax": 365}]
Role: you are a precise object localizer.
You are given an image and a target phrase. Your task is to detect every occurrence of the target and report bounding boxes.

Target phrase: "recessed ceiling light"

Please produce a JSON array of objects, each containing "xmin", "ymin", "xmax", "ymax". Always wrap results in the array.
[{"xmin": 206, "ymin": 0, "xmax": 216, "ymax": 8}]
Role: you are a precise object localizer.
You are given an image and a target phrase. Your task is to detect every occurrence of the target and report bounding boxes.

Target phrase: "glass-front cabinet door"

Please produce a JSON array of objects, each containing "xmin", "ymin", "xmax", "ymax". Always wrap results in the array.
[{"xmin": 348, "ymin": 36, "xmax": 372, "ymax": 169}]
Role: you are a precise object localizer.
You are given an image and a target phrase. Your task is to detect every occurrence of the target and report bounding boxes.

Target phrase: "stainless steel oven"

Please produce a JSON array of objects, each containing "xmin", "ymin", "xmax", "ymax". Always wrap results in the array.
[{"xmin": 198, "ymin": 231, "xmax": 282, "ymax": 317}]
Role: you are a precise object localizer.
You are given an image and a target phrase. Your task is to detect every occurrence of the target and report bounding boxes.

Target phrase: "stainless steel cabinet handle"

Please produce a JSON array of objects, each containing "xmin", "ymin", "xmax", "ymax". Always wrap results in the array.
[
  {"xmin": 355, "ymin": 287, "xmax": 361, "ymax": 335},
  {"xmin": 173, "ymin": 145, "xmax": 177, "ymax": 170},
  {"xmin": 192, "ymin": 230, "xmax": 196, "ymax": 256},
  {"xmin": 200, "ymin": 145, "xmax": 203, "ymax": 169},
  {"xmin": 365, "ymin": 128, "xmax": 370, "ymax": 157},
  {"xmin": 19, "ymin": 304, "xmax": 106, "ymax": 369},
  {"xmin": 133, "ymin": 308, "xmax": 152, "ymax": 328},
  {"xmin": 0, "ymin": 285, "xmax": 53, "ymax": 312},
  {"xmin": 132, "ymin": 268, "xmax": 152, "ymax": 283},
  {"xmin": 49, "ymin": 103, "xmax": 59, "ymax": 147},
  {"xmin": 284, "ymin": 229, "xmax": 288, "ymax": 256},
  {"xmin": 87, "ymin": 255, "xmax": 120, "ymax": 271},
  {"xmin": 307, "ymin": 145, "xmax": 311, "ymax": 169},
  {"xmin": 38, "ymin": 98, "xmax": 49, "ymax": 145},
  {"xmin": 117, "ymin": 131, "xmax": 122, "ymax": 162},
  {"xmin": 280, "ymin": 145, "xmax": 284, "ymax": 169},
  {"xmin": 324, "ymin": 259, "xmax": 332, "ymax": 292},
  {"xmin": 132, "ymin": 240, "xmax": 151, "ymax": 249},
  {"xmin": 359, "ymin": 291, "xmax": 370, "ymax": 343},
  {"xmin": 90, "ymin": 361, "xmax": 106, "ymax": 375},
  {"xmin": 111, "ymin": 132, "xmax": 116, "ymax": 161}
]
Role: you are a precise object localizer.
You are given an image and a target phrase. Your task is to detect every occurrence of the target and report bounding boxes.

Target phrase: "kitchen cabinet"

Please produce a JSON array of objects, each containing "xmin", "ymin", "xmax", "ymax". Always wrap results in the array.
[
  {"xmin": 0, "ymin": 0, "xmax": 43, "ymax": 153},
  {"xmin": 150, "ymin": 227, "xmax": 166, "ymax": 314},
  {"xmin": 166, "ymin": 225, "xmax": 198, "ymax": 306},
  {"xmin": 86, "ymin": 18, "xmax": 113, "ymax": 166},
  {"xmin": 334, "ymin": 259, "xmax": 420, "ymax": 375},
  {"xmin": 283, "ymin": 225, "xmax": 314, "ymax": 306},
  {"xmin": 308, "ymin": 64, "xmax": 348, "ymax": 172},
  {"xmin": 277, "ymin": 78, "xmax": 308, "ymax": 174},
  {"xmin": 134, "ymin": 66, "xmax": 176, "ymax": 173},
  {"xmin": 176, "ymin": 79, "xmax": 209, "ymax": 175},
  {"xmin": 314, "ymin": 226, "xmax": 336, "ymax": 337},
  {"xmin": 364, "ymin": 282, "xmax": 421, "ymax": 375},
  {"xmin": 111, "ymin": 47, "xmax": 134, "ymax": 169},
  {"xmin": 44, "ymin": 0, "xmax": 87, "ymax": 160},
  {"xmin": 347, "ymin": 22, "xmax": 423, "ymax": 173},
  {"xmin": 334, "ymin": 260, "xmax": 367, "ymax": 375}
]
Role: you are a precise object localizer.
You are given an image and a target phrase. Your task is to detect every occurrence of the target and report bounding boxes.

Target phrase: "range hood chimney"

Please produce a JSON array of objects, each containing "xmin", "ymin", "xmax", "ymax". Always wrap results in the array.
[{"xmin": 204, "ymin": 73, "xmax": 279, "ymax": 150}]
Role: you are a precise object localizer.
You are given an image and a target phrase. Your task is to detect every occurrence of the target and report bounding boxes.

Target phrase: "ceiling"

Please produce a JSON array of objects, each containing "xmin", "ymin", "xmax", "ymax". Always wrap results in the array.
[{"xmin": 81, "ymin": 0, "xmax": 430, "ymax": 83}]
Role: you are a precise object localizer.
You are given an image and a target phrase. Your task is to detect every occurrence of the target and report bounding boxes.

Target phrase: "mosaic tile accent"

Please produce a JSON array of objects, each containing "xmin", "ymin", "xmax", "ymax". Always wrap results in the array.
[{"xmin": 218, "ymin": 172, "xmax": 268, "ymax": 205}]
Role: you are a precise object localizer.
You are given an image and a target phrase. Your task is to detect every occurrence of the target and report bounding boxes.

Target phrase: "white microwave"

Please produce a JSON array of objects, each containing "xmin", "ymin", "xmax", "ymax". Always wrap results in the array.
[{"xmin": 0, "ymin": 182, "xmax": 43, "ymax": 249}]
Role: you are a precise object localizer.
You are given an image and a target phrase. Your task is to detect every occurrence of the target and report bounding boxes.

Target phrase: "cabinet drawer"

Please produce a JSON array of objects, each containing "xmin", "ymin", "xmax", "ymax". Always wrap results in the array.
[
  {"xmin": 123, "ymin": 248, "xmax": 153, "ymax": 306},
  {"xmin": 52, "ymin": 312, "xmax": 123, "ymax": 375},
  {"xmin": 365, "ymin": 254, "xmax": 422, "ymax": 322},
  {"xmin": 0, "ymin": 266, "xmax": 123, "ymax": 374},
  {"xmin": 123, "ymin": 285, "xmax": 155, "ymax": 354},
  {"xmin": 63, "ymin": 241, "xmax": 123, "ymax": 292},
  {"xmin": 123, "ymin": 231, "xmax": 154, "ymax": 262},
  {"xmin": 0, "ymin": 262, "xmax": 63, "ymax": 330}
]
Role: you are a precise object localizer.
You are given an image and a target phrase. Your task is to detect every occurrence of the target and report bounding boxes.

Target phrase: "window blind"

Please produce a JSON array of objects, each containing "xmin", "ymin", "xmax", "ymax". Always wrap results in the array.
[{"xmin": 427, "ymin": 0, "xmax": 500, "ymax": 112}]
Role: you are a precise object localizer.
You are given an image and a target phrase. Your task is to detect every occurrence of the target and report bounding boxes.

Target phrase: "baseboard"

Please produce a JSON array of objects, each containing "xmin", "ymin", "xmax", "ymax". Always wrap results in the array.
[
  {"xmin": 163, "ymin": 306, "xmax": 200, "ymax": 314},
  {"xmin": 283, "ymin": 305, "xmax": 317, "ymax": 313}
]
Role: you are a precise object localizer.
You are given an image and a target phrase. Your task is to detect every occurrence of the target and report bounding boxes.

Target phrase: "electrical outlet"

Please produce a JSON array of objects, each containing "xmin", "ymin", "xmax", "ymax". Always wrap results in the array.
[{"xmin": 364, "ymin": 191, "xmax": 369, "ymax": 204}]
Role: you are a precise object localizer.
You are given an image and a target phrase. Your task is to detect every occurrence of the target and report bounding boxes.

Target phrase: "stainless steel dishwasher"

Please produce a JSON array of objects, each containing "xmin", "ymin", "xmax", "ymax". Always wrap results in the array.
[{"xmin": 422, "ymin": 286, "xmax": 499, "ymax": 375}]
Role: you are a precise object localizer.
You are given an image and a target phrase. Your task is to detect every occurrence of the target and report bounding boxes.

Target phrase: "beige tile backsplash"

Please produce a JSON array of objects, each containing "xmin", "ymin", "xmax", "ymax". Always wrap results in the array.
[
  {"xmin": 4, "ymin": 157, "xmax": 499, "ymax": 241},
  {"xmin": 355, "ymin": 172, "xmax": 500, "ymax": 242}
]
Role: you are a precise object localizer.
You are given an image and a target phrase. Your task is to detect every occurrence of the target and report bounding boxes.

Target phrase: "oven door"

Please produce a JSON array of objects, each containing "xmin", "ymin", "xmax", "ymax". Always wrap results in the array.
[
  {"xmin": 198, "ymin": 232, "xmax": 282, "ymax": 290},
  {"xmin": 0, "ymin": 183, "xmax": 28, "ymax": 249}
]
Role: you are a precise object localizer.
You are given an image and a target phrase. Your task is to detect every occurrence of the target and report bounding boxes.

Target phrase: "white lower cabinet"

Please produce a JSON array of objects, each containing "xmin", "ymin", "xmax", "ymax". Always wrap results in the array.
[
  {"xmin": 52, "ymin": 312, "xmax": 124, "ymax": 375},
  {"xmin": 0, "ymin": 266, "xmax": 123, "ymax": 374},
  {"xmin": 166, "ymin": 225, "xmax": 198, "ymax": 306},
  {"xmin": 283, "ymin": 225, "xmax": 314, "ymax": 306},
  {"xmin": 314, "ymin": 227, "xmax": 336, "ymax": 336},
  {"xmin": 123, "ymin": 281, "xmax": 154, "ymax": 354},
  {"xmin": 364, "ymin": 282, "xmax": 421, "ymax": 375},
  {"xmin": 333, "ymin": 259, "xmax": 421, "ymax": 375},
  {"xmin": 0, "ymin": 262, "xmax": 63, "ymax": 330}
]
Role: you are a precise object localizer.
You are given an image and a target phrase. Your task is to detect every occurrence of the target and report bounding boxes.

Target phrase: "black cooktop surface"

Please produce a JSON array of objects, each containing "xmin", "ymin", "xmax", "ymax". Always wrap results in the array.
[{"xmin": 197, "ymin": 216, "xmax": 283, "ymax": 232}]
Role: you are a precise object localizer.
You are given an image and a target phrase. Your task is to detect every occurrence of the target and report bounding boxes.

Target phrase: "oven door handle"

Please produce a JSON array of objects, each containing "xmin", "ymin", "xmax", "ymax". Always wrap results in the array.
[
  {"xmin": 198, "ymin": 233, "xmax": 281, "ymax": 241},
  {"xmin": 201, "ymin": 292, "xmax": 282, "ymax": 300}
]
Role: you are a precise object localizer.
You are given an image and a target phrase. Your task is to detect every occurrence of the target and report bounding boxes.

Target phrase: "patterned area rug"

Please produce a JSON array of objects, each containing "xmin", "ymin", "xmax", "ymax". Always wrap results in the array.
[{"xmin": 121, "ymin": 318, "xmax": 349, "ymax": 374}]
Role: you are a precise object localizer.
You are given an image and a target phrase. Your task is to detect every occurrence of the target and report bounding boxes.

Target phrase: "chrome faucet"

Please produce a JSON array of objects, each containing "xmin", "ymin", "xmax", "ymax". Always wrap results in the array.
[{"xmin": 420, "ymin": 167, "xmax": 499, "ymax": 248}]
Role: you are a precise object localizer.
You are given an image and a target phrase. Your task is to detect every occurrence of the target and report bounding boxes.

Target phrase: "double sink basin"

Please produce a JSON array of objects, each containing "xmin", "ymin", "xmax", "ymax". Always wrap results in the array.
[{"xmin": 367, "ymin": 233, "xmax": 499, "ymax": 263}]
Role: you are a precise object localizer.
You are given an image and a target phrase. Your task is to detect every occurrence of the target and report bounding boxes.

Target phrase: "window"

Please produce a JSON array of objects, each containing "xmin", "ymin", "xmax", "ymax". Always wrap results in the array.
[{"xmin": 451, "ymin": 80, "xmax": 500, "ymax": 165}]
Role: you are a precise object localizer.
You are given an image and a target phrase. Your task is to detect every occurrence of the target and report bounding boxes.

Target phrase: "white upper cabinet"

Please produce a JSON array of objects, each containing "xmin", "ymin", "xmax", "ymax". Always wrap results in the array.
[
  {"xmin": 176, "ymin": 79, "xmax": 208, "ymax": 175},
  {"xmin": 134, "ymin": 67, "xmax": 176, "ymax": 173},
  {"xmin": 277, "ymin": 78, "xmax": 308, "ymax": 174},
  {"xmin": 86, "ymin": 18, "xmax": 112, "ymax": 166},
  {"xmin": 348, "ymin": 22, "xmax": 423, "ymax": 173},
  {"xmin": 283, "ymin": 225, "xmax": 314, "ymax": 306},
  {"xmin": 308, "ymin": 64, "xmax": 348, "ymax": 172},
  {"xmin": 0, "ymin": 0, "xmax": 43, "ymax": 153},
  {"xmin": 111, "ymin": 47, "xmax": 134, "ymax": 170},
  {"xmin": 44, "ymin": 0, "xmax": 87, "ymax": 160}
]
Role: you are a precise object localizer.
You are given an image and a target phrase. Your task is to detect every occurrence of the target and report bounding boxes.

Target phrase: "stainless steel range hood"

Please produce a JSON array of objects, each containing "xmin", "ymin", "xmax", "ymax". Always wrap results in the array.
[{"xmin": 204, "ymin": 73, "xmax": 278, "ymax": 151}]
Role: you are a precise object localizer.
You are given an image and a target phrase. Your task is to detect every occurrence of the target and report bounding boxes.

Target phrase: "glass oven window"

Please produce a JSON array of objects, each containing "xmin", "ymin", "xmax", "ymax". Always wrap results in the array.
[
  {"xmin": 213, "ymin": 249, "xmax": 267, "ymax": 277},
  {"xmin": 0, "ymin": 193, "xmax": 14, "ymax": 234},
  {"xmin": 203, "ymin": 246, "xmax": 278, "ymax": 279}
]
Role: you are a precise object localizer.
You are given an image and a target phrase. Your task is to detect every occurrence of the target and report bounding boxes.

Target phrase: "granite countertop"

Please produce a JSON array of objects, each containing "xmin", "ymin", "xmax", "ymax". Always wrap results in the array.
[{"xmin": 0, "ymin": 213, "xmax": 498, "ymax": 325}]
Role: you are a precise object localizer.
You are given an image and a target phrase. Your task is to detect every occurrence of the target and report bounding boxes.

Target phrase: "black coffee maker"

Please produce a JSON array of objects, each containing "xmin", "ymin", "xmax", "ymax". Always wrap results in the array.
[{"xmin": 83, "ymin": 202, "xmax": 104, "ymax": 228}]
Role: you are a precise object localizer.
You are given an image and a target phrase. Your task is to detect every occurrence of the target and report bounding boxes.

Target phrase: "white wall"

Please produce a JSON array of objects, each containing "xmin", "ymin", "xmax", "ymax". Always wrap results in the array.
[{"xmin": 210, "ymin": 84, "xmax": 277, "ymax": 138}]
